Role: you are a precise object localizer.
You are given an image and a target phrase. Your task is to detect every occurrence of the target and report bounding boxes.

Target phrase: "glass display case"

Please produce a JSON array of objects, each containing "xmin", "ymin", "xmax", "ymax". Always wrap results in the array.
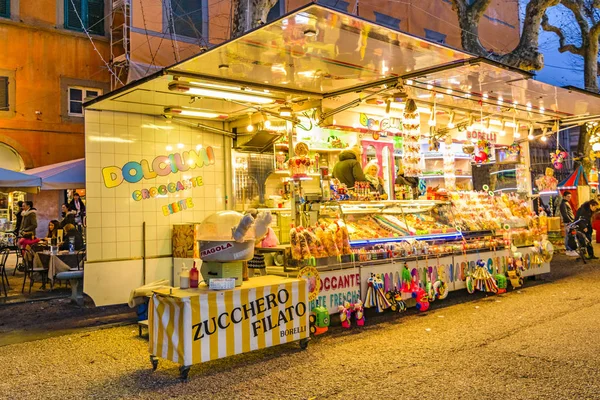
[{"xmin": 318, "ymin": 201, "xmax": 461, "ymax": 245}]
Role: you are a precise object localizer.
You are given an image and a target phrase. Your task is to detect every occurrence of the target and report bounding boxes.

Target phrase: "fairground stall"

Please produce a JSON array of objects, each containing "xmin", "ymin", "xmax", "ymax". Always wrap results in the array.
[{"xmin": 82, "ymin": 2, "xmax": 600, "ymax": 375}]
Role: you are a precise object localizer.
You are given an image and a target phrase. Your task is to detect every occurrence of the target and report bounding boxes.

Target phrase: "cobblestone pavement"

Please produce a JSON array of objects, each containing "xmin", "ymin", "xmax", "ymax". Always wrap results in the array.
[{"xmin": 1, "ymin": 255, "xmax": 598, "ymax": 400}]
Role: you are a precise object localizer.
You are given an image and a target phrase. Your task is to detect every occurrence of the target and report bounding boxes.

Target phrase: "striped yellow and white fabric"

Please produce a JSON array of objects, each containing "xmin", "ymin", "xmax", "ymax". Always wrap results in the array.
[{"xmin": 149, "ymin": 277, "xmax": 309, "ymax": 366}]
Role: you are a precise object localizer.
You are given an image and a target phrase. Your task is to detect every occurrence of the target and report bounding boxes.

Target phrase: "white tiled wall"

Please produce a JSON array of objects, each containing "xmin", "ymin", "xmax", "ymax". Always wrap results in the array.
[{"xmin": 85, "ymin": 110, "xmax": 227, "ymax": 262}]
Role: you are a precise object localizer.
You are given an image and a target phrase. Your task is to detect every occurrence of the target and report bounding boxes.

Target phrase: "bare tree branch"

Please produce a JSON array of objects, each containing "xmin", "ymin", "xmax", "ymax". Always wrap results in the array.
[
  {"xmin": 542, "ymin": 14, "xmax": 584, "ymax": 55},
  {"xmin": 450, "ymin": 0, "xmax": 560, "ymax": 71}
]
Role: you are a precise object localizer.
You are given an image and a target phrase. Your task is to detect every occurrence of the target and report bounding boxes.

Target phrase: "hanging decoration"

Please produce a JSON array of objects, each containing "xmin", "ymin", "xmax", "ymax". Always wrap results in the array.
[
  {"xmin": 288, "ymin": 142, "xmax": 312, "ymax": 179},
  {"xmin": 535, "ymin": 167, "xmax": 558, "ymax": 192},
  {"xmin": 364, "ymin": 273, "xmax": 392, "ymax": 312},
  {"xmin": 550, "ymin": 149, "xmax": 568, "ymax": 170},
  {"xmin": 469, "ymin": 260, "xmax": 499, "ymax": 293},
  {"xmin": 473, "ymin": 139, "xmax": 492, "ymax": 164},
  {"xmin": 443, "ymin": 136, "xmax": 456, "ymax": 190},
  {"xmin": 506, "ymin": 142, "xmax": 521, "ymax": 162},
  {"xmin": 401, "ymin": 98, "xmax": 422, "ymax": 177}
]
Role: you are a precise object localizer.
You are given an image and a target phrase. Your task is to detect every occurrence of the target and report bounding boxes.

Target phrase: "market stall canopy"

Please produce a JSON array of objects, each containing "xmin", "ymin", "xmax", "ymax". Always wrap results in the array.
[
  {"xmin": 84, "ymin": 4, "xmax": 600, "ymax": 130},
  {"xmin": 0, "ymin": 167, "xmax": 41, "ymax": 194},
  {"xmin": 558, "ymin": 165, "xmax": 589, "ymax": 189},
  {"xmin": 84, "ymin": 3, "xmax": 468, "ymax": 119},
  {"xmin": 401, "ymin": 58, "xmax": 600, "ymax": 123},
  {"xmin": 23, "ymin": 159, "xmax": 85, "ymax": 190}
]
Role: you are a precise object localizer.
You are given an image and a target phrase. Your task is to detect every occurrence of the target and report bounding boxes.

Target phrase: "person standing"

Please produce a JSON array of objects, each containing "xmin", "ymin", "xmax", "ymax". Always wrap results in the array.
[
  {"xmin": 575, "ymin": 199, "xmax": 599, "ymax": 259},
  {"xmin": 559, "ymin": 191, "xmax": 577, "ymax": 256},
  {"xmin": 68, "ymin": 192, "xmax": 86, "ymax": 225},
  {"xmin": 59, "ymin": 204, "xmax": 77, "ymax": 229},
  {"xmin": 395, "ymin": 165, "xmax": 420, "ymax": 199},
  {"xmin": 332, "ymin": 147, "xmax": 366, "ymax": 188},
  {"xmin": 363, "ymin": 161, "xmax": 388, "ymax": 199},
  {"xmin": 19, "ymin": 201, "xmax": 38, "ymax": 237},
  {"xmin": 13, "ymin": 200, "xmax": 23, "ymax": 236}
]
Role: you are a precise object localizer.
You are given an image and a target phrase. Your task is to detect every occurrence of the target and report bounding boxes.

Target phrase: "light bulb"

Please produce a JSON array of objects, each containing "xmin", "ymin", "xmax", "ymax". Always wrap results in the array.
[
  {"xmin": 593, "ymin": 143, "xmax": 600, "ymax": 152},
  {"xmin": 528, "ymin": 133, "xmax": 534, "ymax": 140},
  {"xmin": 514, "ymin": 132, "xmax": 521, "ymax": 139},
  {"xmin": 264, "ymin": 120, "xmax": 271, "ymax": 129},
  {"xmin": 247, "ymin": 124, "xmax": 254, "ymax": 132},
  {"xmin": 428, "ymin": 118, "xmax": 436, "ymax": 127},
  {"xmin": 540, "ymin": 135, "xmax": 547, "ymax": 142}
]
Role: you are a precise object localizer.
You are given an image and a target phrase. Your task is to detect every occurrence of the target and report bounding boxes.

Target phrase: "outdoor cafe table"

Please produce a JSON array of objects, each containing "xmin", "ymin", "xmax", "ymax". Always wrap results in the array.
[
  {"xmin": 34, "ymin": 251, "xmax": 79, "ymax": 283},
  {"xmin": 149, "ymin": 275, "xmax": 310, "ymax": 379}
]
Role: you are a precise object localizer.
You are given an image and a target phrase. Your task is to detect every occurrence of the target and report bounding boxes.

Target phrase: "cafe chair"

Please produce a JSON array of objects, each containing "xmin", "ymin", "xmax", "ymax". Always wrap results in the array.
[
  {"xmin": 76, "ymin": 249, "xmax": 86, "ymax": 270},
  {"xmin": 12, "ymin": 247, "xmax": 23, "ymax": 276},
  {"xmin": 0, "ymin": 248, "xmax": 10, "ymax": 297},
  {"xmin": 21, "ymin": 248, "xmax": 49, "ymax": 294}
]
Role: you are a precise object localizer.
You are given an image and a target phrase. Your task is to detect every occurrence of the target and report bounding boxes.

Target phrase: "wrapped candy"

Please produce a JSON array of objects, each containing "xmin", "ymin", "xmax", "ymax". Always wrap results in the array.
[
  {"xmin": 297, "ymin": 228, "xmax": 312, "ymax": 260},
  {"xmin": 303, "ymin": 230, "xmax": 328, "ymax": 258},
  {"xmin": 315, "ymin": 226, "xmax": 339, "ymax": 257},
  {"xmin": 290, "ymin": 228, "xmax": 301, "ymax": 260}
]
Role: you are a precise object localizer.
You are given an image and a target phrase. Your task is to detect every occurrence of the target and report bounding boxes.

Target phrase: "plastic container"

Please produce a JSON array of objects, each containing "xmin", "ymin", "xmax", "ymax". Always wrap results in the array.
[
  {"xmin": 180, "ymin": 263, "xmax": 190, "ymax": 289},
  {"xmin": 189, "ymin": 262, "xmax": 199, "ymax": 288}
]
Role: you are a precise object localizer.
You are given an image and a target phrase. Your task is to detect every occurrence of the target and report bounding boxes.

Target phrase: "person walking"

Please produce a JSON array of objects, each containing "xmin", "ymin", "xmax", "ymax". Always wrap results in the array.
[
  {"xmin": 19, "ymin": 201, "xmax": 38, "ymax": 237},
  {"xmin": 575, "ymin": 199, "xmax": 599, "ymax": 259}
]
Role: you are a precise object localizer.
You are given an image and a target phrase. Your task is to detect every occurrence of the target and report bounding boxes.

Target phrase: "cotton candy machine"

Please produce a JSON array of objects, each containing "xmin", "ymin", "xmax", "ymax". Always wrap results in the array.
[{"xmin": 196, "ymin": 210, "xmax": 272, "ymax": 287}]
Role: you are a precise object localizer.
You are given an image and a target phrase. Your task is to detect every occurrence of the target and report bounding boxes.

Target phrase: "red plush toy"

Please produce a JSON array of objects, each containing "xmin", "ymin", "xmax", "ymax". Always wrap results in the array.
[{"xmin": 412, "ymin": 288, "xmax": 430, "ymax": 312}]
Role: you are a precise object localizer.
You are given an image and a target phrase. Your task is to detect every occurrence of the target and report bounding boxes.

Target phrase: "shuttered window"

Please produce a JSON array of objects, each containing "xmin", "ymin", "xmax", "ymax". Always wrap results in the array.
[
  {"xmin": 170, "ymin": 0, "xmax": 204, "ymax": 39},
  {"xmin": 0, "ymin": 0, "xmax": 9, "ymax": 18},
  {"xmin": 0, "ymin": 77, "xmax": 8, "ymax": 111},
  {"xmin": 65, "ymin": 0, "xmax": 105, "ymax": 35}
]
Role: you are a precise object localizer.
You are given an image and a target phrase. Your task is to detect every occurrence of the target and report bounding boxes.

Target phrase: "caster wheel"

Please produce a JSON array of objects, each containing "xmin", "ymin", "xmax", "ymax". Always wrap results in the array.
[
  {"xmin": 150, "ymin": 355, "xmax": 158, "ymax": 371},
  {"xmin": 390, "ymin": 304, "xmax": 397, "ymax": 312},
  {"xmin": 299, "ymin": 338, "xmax": 310, "ymax": 350},
  {"xmin": 309, "ymin": 314, "xmax": 316, "ymax": 324},
  {"xmin": 309, "ymin": 324, "xmax": 316, "ymax": 334},
  {"xmin": 179, "ymin": 365, "xmax": 191, "ymax": 380}
]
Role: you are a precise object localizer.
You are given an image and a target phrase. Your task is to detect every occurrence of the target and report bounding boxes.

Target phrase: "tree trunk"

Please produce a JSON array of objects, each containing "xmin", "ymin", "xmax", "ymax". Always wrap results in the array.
[
  {"xmin": 231, "ymin": 0, "xmax": 279, "ymax": 38},
  {"xmin": 576, "ymin": 41, "xmax": 599, "ymax": 166}
]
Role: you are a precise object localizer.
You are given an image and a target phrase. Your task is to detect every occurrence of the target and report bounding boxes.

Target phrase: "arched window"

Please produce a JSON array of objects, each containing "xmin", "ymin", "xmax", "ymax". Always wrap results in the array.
[{"xmin": 0, "ymin": 143, "xmax": 23, "ymax": 171}]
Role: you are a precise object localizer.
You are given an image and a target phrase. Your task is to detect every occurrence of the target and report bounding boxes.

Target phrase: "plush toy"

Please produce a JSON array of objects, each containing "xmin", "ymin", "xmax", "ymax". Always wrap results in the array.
[
  {"xmin": 338, "ymin": 301, "xmax": 352, "ymax": 328},
  {"xmin": 495, "ymin": 274, "xmax": 507, "ymax": 294},
  {"xmin": 353, "ymin": 299, "xmax": 365, "ymax": 326},
  {"xmin": 401, "ymin": 263, "xmax": 413, "ymax": 293},
  {"xmin": 412, "ymin": 287, "xmax": 430, "ymax": 312}
]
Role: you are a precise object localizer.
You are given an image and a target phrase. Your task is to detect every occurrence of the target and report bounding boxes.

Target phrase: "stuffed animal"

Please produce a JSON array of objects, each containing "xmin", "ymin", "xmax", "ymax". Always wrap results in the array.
[
  {"xmin": 338, "ymin": 301, "xmax": 352, "ymax": 328},
  {"xmin": 412, "ymin": 287, "xmax": 430, "ymax": 312},
  {"xmin": 353, "ymin": 299, "xmax": 365, "ymax": 326}
]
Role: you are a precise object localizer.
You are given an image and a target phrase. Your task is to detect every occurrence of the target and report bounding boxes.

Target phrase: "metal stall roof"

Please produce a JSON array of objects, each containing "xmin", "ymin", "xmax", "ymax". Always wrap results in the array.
[{"xmin": 85, "ymin": 4, "xmax": 600, "ymax": 128}]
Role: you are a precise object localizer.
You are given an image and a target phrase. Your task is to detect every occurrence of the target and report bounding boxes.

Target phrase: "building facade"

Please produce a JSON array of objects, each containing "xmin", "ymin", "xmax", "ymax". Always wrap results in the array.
[
  {"xmin": 0, "ymin": 0, "xmax": 111, "ymax": 229},
  {"xmin": 0, "ymin": 0, "xmax": 111, "ymax": 170}
]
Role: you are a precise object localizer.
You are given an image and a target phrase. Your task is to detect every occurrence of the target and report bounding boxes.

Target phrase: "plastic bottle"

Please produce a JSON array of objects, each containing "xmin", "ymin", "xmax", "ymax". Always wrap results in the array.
[
  {"xmin": 189, "ymin": 261, "xmax": 199, "ymax": 289},
  {"xmin": 180, "ymin": 263, "xmax": 190, "ymax": 289}
]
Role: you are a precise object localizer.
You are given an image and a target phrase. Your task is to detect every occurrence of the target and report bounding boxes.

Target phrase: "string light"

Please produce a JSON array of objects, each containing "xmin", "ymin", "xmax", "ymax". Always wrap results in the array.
[
  {"xmin": 528, "ymin": 124, "xmax": 534, "ymax": 140},
  {"xmin": 499, "ymin": 120, "xmax": 506, "ymax": 136},
  {"xmin": 447, "ymin": 111, "xmax": 455, "ymax": 129}
]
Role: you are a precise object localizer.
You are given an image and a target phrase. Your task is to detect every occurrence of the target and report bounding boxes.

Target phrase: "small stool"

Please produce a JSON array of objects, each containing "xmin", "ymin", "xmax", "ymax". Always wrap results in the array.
[{"xmin": 138, "ymin": 320, "xmax": 149, "ymax": 337}]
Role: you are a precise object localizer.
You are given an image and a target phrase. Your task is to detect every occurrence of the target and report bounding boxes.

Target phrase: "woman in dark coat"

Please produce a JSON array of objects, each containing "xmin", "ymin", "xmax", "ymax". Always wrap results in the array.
[{"xmin": 575, "ymin": 199, "xmax": 599, "ymax": 259}]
